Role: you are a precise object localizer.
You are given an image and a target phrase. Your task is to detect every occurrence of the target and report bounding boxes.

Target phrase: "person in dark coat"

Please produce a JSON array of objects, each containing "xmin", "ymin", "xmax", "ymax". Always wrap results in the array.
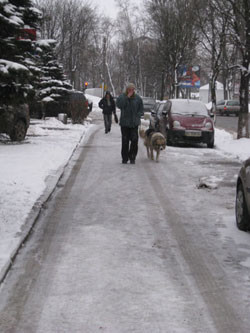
[
  {"xmin": 98, "ymin": 91, "xmax": 116, "ymax": 133},
  {"xmin": 116, "ymin": 83, "xmax": 144, "ymax": 164}
]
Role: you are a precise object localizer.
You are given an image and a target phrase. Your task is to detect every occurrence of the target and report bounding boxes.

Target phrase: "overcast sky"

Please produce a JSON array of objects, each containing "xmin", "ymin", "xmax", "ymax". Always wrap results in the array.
[{"xmin": 90, "ymin": 0, "xmax": 143, "ymax": 19}]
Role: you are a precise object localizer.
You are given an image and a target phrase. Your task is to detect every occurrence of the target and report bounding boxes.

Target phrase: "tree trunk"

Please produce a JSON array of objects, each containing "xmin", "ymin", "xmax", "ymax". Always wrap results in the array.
[
  {"xmin": 237, "ymin": 0, "xmax": 250, "ymax": 139},
  {"xmin": 102, "ymin": 37, "xmax": 107, "ymax": 93},
  {"xmin": 210, "ymin": 76, "xmax": 217, "ymax": 112},
  {"xmin": 160, "ymin": 70, "xmax": 165, "ymax": 100},
  {"xmin": 106, "ymin": 61, "xmax": 116, "ymax": 97},
  {"xmin": 237, "ymin": 68, "xmax": 249, "ymax": 138}
]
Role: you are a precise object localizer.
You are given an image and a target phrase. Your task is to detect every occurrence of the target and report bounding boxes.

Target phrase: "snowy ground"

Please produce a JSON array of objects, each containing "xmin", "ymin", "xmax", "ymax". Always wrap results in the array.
[
  {"xmin": 0, "ymin": 115, "xmax": 94, "ymax": 281},
  {"xmin": 0, "ymin": 94, "xmax": 250, "ymax": 283}
]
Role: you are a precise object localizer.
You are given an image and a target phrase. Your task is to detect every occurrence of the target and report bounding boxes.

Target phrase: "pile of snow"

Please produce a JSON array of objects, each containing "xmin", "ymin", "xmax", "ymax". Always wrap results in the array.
[
  {"xmin": 86, "ymin": 93, "xmax": 102, "ymax": 109},
  {"xmin": 215, "ymin": 128, "xmax": 250, "ymax": 161},
  {"xmin": 197, "ymin": 175, "xmax": 223, "ymax": 190}
]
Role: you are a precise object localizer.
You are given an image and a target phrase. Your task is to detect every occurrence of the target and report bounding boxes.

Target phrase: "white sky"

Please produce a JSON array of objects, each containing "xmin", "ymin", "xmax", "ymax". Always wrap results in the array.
[{"xmin": 89, "ymin": 0, "xmax": 143, "ymax": 19}]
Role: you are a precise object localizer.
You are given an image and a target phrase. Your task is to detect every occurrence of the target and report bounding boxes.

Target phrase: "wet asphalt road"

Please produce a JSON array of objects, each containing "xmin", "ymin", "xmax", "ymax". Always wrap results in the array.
[{"xmin": 215, "ymin": 114, "xmax": 250, "ymax": 134}]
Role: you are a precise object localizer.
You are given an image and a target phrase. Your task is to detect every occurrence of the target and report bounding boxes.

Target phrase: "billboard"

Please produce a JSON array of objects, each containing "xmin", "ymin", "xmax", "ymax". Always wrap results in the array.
[{"xmin": 178, "ymin": 65, "xmax": 200, "ymax": 88}]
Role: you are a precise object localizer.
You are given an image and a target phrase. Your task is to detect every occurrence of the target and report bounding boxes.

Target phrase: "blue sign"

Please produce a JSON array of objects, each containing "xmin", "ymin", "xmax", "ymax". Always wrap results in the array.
[{"xmin": 178, "ymin": 65, "xmax": 200, "ymax": 88}]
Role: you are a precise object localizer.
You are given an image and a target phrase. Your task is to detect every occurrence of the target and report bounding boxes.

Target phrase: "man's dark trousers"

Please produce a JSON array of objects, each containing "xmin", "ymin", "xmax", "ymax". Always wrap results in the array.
[{"xmin": 121, "ymin": 126, "xmax": 138, "ymax": 162}]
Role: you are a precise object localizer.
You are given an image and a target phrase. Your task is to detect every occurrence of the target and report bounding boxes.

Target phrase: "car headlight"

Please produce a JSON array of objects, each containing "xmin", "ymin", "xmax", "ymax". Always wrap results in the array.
[
  {"xmin": 173, "ymin": 120, "xmax": 181, "ymax": 128},
  {"xmin": 205, "ymin": 122, "xmax": 212, "ymax": 129}
]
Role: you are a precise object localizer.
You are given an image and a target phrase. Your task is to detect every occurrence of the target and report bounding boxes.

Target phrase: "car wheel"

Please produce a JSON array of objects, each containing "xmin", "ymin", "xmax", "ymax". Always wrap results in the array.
[
  {"xmin": 236, "ymin": 183, "xmax": 250, "ymax": 231},
  {"xmin": 9, "ymin": 119, "xmax": 27, "ymax": 141}
]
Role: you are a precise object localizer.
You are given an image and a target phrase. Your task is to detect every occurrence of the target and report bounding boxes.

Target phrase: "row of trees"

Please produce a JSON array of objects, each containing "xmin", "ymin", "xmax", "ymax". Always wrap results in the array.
[
  {"xmin": 34, "ymin": 0, "xmax": 99, "ymax": 91},
  {"xmin": 35, "ymin": 0, "xmax": 249, "ymax": 137},
  {"xmin": 0, "ymin": 0, "xmax": 249, "ymax": 138}
]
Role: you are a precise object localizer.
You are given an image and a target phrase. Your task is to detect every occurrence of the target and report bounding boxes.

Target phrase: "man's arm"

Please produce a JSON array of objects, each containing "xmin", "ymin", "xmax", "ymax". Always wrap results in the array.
[
  {"xmin": 138, "ymin": 97, "xmax": 144, "ymax": 117},
  {"xmin": 98, "ymin": 99, "xmax": 104, "ymax": 109},
  {"xmin": 116, "ymin": 94, "xmax": 128, "ymax": 109},
  {"xmin": 112, "ymin": 99, "xmax": 116, "ymax": 113}
]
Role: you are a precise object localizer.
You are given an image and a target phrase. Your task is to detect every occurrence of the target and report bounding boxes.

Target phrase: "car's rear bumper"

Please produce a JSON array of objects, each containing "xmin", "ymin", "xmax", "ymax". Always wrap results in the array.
[
  {"xmin": 217, "ymin": 109, "xmax": 239, "ymax": 115},
  {"xmin": 225, "ymin": 110, "xmax": 239, "ymax": 115}
]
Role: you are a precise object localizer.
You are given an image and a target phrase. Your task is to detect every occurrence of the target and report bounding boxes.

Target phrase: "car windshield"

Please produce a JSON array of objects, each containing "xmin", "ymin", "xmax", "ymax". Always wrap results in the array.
[{"xmin": 170, "ymin": 100, "xmax": 208, "ymax": 116}]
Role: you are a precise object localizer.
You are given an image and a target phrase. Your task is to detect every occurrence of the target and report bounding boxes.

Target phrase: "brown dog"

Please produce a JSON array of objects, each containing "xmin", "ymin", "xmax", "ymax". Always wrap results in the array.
[{"xmin": 140, "ymin": 128, "xmax": 166, "ymax": 162}]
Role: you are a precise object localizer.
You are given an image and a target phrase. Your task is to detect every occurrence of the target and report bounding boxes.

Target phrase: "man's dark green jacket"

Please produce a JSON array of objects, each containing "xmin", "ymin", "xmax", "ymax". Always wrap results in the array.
[{"xmin": 116, "ymin": 93, "xmax": 144, "ymax": 128}]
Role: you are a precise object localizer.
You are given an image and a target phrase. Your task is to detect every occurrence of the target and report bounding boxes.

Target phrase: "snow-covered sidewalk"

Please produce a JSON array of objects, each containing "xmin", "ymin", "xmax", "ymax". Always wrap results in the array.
[
  {"xmin": 1, "ymin": 94, "xmax": 250, "ymax": 284},
  {"xmin": 0, "ymin": 116, "xmax": 94, "ymax": 282}
]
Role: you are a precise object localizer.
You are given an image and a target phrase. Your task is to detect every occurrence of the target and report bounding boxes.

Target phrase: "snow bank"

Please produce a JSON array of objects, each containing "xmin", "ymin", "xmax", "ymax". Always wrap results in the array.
[
  {"xmin": 0, "ymin": 118, "xmax": 93, "ymax": 276},
  {"xmin": 215, "ymin": 128, "xmax": 250, "ymax": 161}
]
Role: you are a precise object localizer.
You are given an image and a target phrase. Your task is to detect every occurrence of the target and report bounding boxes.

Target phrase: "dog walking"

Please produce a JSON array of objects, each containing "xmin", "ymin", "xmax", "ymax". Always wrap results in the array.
[
  {"xmin": 116, "ymin": 83, "xmax": 144, "ymax": 164},
  {"xmin": 98, "ymin": 91, "xmax": 117, "ymax": 134},
  {"xmin": 139, "ymin": 128, "xmax": 166, "ymax": 162}
]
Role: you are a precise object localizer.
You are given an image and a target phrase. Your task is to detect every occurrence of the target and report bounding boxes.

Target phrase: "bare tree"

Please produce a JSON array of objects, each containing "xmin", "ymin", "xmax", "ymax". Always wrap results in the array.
[
  {"xmin": 229, "ymin": 0, "xmax": 250, "ymax": 138},
  {"xmin": 194, "ymin": 0, "xmax": 230, "ymax": 114},
  {"xmin": 34, "ymin": 0, "xmax": 99, "ymax": 90},
  {"xmin": 114, "ymin": 0, "xmax": 147, "ymax": 94},
  {"xmin": 99, "ymin": 17, "xmax": 116, "ymax": 95},
  {"xmin": 34, "ymin": 0, "xmax": 61, "ymax": 39},
  {"xmin": 145, "ymin": 0, "xmax": 199, "ymax": 99},
  {"xmin": 211, "ymin": 0, "xmax": 249, "ymax": 138}
]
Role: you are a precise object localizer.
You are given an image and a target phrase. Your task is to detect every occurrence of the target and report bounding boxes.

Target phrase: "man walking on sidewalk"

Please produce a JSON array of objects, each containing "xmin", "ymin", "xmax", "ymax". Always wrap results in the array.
[
  {"xmin": 98, "ymin": 91, "xmax": 116, "ymax": 134},
  {"xmin": 116, "ymin": 83, "xmax": 144, "ymax": 164}
]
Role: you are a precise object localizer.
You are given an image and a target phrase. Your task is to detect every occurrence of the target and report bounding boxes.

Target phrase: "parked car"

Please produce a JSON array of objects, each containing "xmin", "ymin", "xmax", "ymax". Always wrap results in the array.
[
  {"xmin": 0, "ymin": 103, "xmax": 30, "ymax": 141},
  {"xmin": 142, "ymin": 97, "xmax": 156, "ymax": 113},
  {"xmin": 216, "ymin": 99, "xmax": 240, "ymax": 116},
  {"xmin": 165, "ymin": 99, "xmax": 214, "ymax": 148},
  {"xmin": 235, "ymin": 158, "xmax": 250, "ymax": 231}
]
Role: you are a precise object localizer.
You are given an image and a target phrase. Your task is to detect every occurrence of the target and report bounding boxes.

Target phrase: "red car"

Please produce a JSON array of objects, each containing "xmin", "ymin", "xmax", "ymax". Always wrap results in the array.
[{"xmin": 166, "ymin": 99, "xmax": 214, "ymax": 148}]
